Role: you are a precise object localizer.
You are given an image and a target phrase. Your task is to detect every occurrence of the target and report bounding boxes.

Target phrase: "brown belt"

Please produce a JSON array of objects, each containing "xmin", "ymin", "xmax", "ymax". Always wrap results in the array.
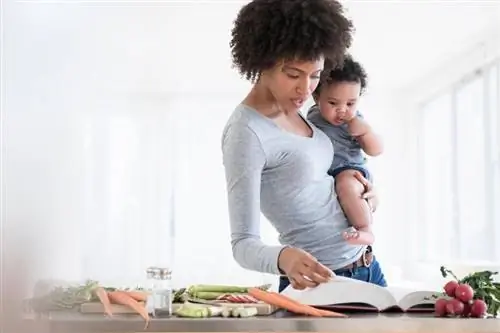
[{"xmin": 342, "ymin": 245, "xmax": 373, "ymax": 270}]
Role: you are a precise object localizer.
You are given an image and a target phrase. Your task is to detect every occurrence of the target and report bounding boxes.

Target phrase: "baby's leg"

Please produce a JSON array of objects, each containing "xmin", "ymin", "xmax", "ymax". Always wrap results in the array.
[{"xmin": 335, "ymin": 170, "xmax": 375, "ymax": 245}]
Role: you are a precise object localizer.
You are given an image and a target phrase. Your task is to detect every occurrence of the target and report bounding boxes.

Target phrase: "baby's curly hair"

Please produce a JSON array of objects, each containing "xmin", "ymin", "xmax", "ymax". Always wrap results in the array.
[
  {"xmin": 230, "ymin": 0, "xmax": 354, "ymax": 82},
  {"xmin": 315, "ymin": 54, "xmax": 368, "ymax": 95}
]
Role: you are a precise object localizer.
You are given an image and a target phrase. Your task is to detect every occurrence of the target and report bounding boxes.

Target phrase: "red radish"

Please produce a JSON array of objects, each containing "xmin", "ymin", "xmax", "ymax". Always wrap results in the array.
[
  {"xmin": 434, "ymin": 298, "xmax": 448, "ymax": 317},
  {"xmin": 470, "ymin": 299, "xmax": 487, "ymax": 318},
  {"xmin": 446, "ymin": 298, "xmax": 464, "ymax": 316},
  {"xmin": 461, "ymin": 301, "xmax": 472, "ymax": 317},
  {"xmin": 454, "ymin": 284, "xmax": 474, "ymax": 303},
  {"xmin": 443, "ymin": 281, "xmax": 459, "ymax": 297}
]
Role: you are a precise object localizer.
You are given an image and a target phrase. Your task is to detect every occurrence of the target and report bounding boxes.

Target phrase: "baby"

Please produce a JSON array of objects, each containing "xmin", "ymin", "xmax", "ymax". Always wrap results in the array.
[{"xmin": 307, "ymin": 55, "xmax": 383, "ymax": 246}]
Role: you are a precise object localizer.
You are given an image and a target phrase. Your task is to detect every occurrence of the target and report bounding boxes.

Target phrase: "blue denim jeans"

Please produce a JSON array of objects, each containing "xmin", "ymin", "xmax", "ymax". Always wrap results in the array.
[{"xmin": 278, "ymin": 256, "xmax": 387, "ymax": 292}]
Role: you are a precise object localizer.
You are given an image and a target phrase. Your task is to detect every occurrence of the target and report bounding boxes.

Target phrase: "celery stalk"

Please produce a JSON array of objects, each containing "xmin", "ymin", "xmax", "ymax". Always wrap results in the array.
[
  {"xmin": 232, "ymin": 307, "xmax": 258, "ymax": 317},
  {"xmin": 187, "ymin": 284, "xmax": 271, "ymax": 295},
  {"xmin": 175, "ymin": 304, "xmax": 210, "ymax": 318},
  {"xmin": 190, "ymin": 291, "xmax": 229, "ymax": 300}
]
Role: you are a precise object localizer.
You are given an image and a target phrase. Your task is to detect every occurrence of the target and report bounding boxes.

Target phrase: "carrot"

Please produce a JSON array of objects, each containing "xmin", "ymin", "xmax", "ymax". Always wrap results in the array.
[
  {"xmin": 94, "ymin": 287, "xmax": 114, "ymax": 317},
  {"xmin": 248, "ymin": 287, "xmax": 323, "ymax": 317},
  {"xmin": 273, "ymin": 292, "xmax": 346, "ymax": 317},
  {"xmin": 315, "ymin": 307, "xmax": 348, "ymax": 317},
  {"xmin": 124, "ymin": 290, "xmax": 150, "ymax": 302},
  {"xmin": 108, "ymin": 291, "xmax": 150, "ymax": 329}
]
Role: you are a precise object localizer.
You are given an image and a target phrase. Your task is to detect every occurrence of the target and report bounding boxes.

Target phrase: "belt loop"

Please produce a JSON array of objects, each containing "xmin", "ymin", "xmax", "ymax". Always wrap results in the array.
[
  {"xmin": 362, "ymin": 252, "xmax": 371, "ymax": 268},
  {"xmin": 362, "ymin": 246, "xmax": 372, "ymax": 268}
]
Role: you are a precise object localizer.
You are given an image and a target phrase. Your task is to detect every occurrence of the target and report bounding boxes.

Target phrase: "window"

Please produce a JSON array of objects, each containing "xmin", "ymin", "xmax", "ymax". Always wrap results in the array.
[
  {"xmin": 419, "ymin": 92, "xmax": 454, "ymax": 262},
  {"xmin": 418, "ymin": 59, "xmax": 500, "ymax": 264}
]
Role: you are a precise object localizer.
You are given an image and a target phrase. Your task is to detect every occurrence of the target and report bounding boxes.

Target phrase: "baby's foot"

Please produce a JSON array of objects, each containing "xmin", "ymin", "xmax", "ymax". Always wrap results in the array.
[{"xmin": 342, "ymin": 230, "xmax": 366, "ymax": 245}]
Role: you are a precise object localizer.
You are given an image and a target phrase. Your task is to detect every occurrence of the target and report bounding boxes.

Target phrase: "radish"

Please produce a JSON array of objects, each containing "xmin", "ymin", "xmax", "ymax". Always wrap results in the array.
[
  {"xmin": 470, "ymin": 299, "xmax": 487, "ymax": 318},
  {"xmin": 461, "ymin": 301, "xmax": 472, "ymax": 317},
  {"xmin": 446, "ymin": 298, "xmax": 464, "ymax": 316},
  {"xmin": 444, "ymin": 281, "xmax": 459, "ymax": 297},
  {"xmin": 434, "ymin": 298, "xmax": 448, "ymax": 317},
  {"xmin": 454, "ymin": 284, "xmax": 474, "ymax": 303}
]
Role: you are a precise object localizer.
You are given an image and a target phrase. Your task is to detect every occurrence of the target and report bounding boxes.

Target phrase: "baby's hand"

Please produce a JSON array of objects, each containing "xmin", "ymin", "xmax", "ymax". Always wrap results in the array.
[{"xmin": 346, "ymin": 116, "xmax": 369, "ymax": 137}]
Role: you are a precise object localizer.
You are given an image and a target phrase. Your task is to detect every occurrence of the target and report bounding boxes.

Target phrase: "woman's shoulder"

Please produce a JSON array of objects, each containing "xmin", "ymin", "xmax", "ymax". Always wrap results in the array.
[{"xmin": 222, "ymin": 104, "xmax": 274, "ymax": 141}]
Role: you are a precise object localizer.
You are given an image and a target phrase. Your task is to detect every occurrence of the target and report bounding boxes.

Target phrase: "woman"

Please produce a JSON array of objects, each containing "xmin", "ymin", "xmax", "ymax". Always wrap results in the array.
[{"xmin": 222, "ymin": 0, "xmax": 387, "ymax": 292}]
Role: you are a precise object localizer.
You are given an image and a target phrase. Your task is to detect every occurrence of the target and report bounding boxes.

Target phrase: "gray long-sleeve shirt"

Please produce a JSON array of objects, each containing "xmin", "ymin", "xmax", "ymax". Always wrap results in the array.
[{"xmin": 221, "ymin": 104, "xmax": 365, "ymax": 275}]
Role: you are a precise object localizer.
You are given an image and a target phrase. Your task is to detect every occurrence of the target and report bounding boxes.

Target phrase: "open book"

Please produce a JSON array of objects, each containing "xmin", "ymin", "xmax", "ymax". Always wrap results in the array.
[{"xmin": 281, "ymin": 276, "xmax": 439, "ymax": 312}]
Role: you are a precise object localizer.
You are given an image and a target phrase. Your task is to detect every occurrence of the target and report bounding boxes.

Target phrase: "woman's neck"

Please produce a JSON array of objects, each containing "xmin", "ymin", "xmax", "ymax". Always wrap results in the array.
[{"xmin": 243, "ymin": 83, "xmax": 286, "ymax": 118}]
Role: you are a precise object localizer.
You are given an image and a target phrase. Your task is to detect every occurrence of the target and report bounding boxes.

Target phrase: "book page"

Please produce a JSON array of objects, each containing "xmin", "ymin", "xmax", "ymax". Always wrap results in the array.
[
  {"xmin": 398, "ymin": 291, "xmax": 438, "ymax": 311},
  {"xmin": 385, "ymin": 286, "xmax": 417, "ymax": 304},
  {"xmin": 281, "ymin": 276, "xmax": 397, "ymax": 310}
]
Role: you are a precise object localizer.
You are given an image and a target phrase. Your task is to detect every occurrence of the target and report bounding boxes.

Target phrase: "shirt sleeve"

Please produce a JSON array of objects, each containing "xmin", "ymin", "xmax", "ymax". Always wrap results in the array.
[{"xmin": 222, "ymin": 124, "xmax": 286, "ymax": 275}]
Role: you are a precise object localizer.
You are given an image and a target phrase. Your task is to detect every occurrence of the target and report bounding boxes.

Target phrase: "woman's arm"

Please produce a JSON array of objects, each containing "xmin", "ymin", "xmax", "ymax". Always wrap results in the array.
[{"xmin": 222, "ymin": 124, "xmax": 286, "ymax": 275}]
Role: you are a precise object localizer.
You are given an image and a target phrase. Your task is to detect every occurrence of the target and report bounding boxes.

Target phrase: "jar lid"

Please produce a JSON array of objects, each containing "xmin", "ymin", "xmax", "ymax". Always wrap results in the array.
[{"xmin": 146, "ymin": 266, "xmax": 172, "ymax": 279}]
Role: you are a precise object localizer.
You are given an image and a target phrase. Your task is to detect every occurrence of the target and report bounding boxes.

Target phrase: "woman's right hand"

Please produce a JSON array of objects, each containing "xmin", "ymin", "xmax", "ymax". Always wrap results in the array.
[
  {"xmin": 353, "ymin": 171, "xmax": 379, "ymax": 212},
  {"xmin": 278, "ymin": 247, "xmax": 334, "ymax": 290}
]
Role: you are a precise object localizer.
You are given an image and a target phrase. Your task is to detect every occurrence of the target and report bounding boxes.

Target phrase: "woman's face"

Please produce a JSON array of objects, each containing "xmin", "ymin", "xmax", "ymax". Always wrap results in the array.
[{"xmin": 261, "ymin": 58, "xmax": 324, "ymax": 111}]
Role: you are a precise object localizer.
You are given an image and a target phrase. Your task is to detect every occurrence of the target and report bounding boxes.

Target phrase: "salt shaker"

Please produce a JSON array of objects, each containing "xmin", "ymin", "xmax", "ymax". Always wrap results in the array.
[{"xmin": 146, "ymin": 266, "xmax": 173, "ymax": 317}]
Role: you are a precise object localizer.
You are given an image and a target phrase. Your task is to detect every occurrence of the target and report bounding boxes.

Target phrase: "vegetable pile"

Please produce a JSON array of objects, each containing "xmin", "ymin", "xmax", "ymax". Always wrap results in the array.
[
  {"xmin": 180, "ymin": 284, "xmax": 347, "ymax": 318},
  {"xmin": 28, "ymin": 280, "xmax": 100, "ymax": 311},
  {"xmin": 27, "ymin": 281, "xmax": 348, "ymax": 322},
  {"xmin": 28, "ymin": 280, "xmax": 151, "ymax": 328},
  {"xmin": 433, "ymin": 266, "xmax": 500, "ymax": 318}
]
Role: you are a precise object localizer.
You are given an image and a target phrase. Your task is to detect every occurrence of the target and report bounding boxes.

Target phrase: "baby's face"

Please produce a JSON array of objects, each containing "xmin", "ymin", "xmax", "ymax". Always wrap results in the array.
[{"xmin": 317, "ymin": 81, "xmax": 361, "ymax": 125}]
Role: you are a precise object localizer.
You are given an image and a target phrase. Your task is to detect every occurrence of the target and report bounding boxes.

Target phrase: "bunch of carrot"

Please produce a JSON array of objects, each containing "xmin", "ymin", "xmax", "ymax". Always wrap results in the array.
[
  {"xmin": 248, "ymin": 288, "xmax": 347, "ymax": 318},
  {"xmin": 94, "ymin": 287, "xmax": 150, "ymax": 328}
]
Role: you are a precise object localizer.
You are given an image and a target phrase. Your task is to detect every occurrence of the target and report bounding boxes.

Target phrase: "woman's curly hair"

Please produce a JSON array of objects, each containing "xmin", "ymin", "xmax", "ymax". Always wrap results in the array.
[
  {"xmin": 230, "ymin": 0, "xmax": 354, "ymax": 82},
  {"xmin": 316, "ymin": 54, "xmax": 368, "ymax": 95}
]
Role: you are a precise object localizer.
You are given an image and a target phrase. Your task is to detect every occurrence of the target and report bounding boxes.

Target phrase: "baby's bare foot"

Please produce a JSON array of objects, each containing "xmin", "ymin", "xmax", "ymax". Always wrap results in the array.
[
  {"xmin": 342, "ymin": 230, "xmax": 365, "ymax": 245},
  {"xmin": 343, "ymin": 230, "xmax": 373, "ymax": 245},
  {"xmin": 342, "ymin": 230, "xmax": 360, "ymax": 243}
]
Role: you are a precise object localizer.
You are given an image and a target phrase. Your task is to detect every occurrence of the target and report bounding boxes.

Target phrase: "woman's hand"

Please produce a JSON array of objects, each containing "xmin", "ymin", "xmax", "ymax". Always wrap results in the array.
[
  {"xmin": 353, "ymin": 172, "xmax": 379, "ymax": 213},
  {"xmin": 278, "ymin": 247, "xmax": 334, "ymax": 290}
]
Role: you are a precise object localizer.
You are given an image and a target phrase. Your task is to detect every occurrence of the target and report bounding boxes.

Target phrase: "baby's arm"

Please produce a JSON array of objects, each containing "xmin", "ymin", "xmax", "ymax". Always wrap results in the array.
[
  {"xmin": 222, "ymin": 124, "xmax": 287, "ymax": 275},
  {"xmin": 346, "ymin": 114, "xmax": 383, "ymax": 156}
]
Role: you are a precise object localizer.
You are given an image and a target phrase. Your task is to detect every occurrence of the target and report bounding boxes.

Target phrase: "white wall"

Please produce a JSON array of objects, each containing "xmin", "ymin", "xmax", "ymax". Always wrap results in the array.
[{"xmin": 2, "ymin": 1, "xmax": 499, "ymax": 292}]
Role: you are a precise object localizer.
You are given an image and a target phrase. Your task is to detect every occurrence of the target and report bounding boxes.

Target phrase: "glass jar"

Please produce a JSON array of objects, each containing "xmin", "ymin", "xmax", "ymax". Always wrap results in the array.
[{"xmin": 146, "ymin": 266, "xmax": 173, "ymax": 317}]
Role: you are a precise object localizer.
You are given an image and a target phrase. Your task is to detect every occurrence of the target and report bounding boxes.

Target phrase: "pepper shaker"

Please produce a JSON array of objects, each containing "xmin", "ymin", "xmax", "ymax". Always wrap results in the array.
[{"xmin": 146, "ymin": 266, "xmax": 173, "ymax": 317}]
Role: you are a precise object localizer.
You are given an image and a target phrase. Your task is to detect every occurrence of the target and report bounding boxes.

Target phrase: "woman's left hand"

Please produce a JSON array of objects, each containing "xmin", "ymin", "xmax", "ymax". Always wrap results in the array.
[{"xmin": 353, "ymin": 172, "xmax": 379, "ymax": 213}]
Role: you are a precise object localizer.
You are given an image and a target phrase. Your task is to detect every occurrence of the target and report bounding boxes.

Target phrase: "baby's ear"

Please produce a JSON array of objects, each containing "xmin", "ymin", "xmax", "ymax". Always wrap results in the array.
[{"xmin": 312, "ymin": 93, "xmax": 319, "ymax": 104}]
